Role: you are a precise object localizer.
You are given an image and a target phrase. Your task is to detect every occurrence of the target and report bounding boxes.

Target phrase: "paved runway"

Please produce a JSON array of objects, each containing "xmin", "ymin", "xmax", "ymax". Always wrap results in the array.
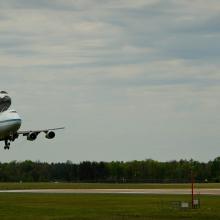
[{"xmin": 0, "ymin": 188, "xmax": 220, "ymax": 195}]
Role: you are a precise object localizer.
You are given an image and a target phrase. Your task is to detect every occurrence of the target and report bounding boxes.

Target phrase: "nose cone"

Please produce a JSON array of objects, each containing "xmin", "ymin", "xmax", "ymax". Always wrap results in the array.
[
  {"xmin": 14, "ymin": 113, "xmax": 22, "ymax": 130},
  {"xmin": 8, "ymin": 110, "xmax": 22, "ymax": 131},
  {"xmin": 16, "ymin": 116, "xmax": 22, "ymax": 129},
  {"xmin": 12, "ymin": 119, "xmax": 21, "ymax": 132}
]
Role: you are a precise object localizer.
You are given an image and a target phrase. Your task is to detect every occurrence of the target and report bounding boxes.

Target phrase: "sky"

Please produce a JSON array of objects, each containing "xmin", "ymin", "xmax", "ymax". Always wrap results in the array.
[{"xmin": 0, "ymin": 0, "xmax": 220, "ymax": 162}]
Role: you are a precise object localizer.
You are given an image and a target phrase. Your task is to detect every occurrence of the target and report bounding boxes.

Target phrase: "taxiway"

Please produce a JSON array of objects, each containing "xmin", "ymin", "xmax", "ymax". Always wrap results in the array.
[{"xmin": 0, "ymin": 188, "xmax": 220, "ymax": 195}]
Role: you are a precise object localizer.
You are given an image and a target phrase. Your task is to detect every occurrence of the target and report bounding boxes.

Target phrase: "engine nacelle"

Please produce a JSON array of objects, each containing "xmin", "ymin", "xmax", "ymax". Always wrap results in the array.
[
  {"xmin": 27, "ymin": 132, "xmax": 37, "ymax": 141},
  {"xmin": 45, "ymin": 131, "xmax": 55, "ymax": 139}
]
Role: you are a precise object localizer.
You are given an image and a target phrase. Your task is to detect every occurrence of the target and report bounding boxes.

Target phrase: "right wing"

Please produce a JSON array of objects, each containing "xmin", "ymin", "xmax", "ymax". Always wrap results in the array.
[{"xmin": 17, "ymin": 127, "xmax": 65, "ymax": 141}]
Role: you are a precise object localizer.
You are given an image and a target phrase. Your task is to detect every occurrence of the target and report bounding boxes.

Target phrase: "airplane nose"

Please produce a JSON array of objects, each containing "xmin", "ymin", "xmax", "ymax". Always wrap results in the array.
[
  {"xmin": 17, "ymin": 118, "xmax": 21, "ymax": 126},
  {"xmin": 14, "ymin": 118, "xmax": 22, "ymax": 131},
  {"xmin": 16, "ymin": 114, "xmax": 21, "ymax": 124},
  {"xmin": 12, "ymin": 112, "xmax": 22, "ymax": 130}
]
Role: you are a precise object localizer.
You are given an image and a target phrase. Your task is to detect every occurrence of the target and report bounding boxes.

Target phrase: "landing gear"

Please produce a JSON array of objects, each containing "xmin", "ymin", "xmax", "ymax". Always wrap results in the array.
[{"xmin": 4, "ymin": 140, "xmax": 10, "ymax": 150}]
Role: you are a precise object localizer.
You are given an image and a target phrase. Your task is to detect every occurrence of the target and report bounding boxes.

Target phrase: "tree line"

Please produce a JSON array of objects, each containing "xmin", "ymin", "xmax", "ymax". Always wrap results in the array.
[{"xmin": 0, "ymin": 157, "xmax": 220, "ymax": 182}]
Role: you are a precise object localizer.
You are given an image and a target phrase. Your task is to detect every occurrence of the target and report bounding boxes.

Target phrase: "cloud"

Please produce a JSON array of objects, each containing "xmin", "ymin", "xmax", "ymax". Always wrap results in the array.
[{"xmin": 0, "ymin": 0, "xmax": 220, "ymax": 162}]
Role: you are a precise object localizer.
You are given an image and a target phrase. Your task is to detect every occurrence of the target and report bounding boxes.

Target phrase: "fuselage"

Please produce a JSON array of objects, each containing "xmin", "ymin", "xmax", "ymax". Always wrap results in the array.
[{"xmin": 0, "ymin": 110, "xmax": 21, "ymax": 141}]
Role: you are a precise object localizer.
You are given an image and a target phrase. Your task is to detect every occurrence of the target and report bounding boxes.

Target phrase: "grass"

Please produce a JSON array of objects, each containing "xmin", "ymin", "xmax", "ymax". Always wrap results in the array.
[
  {"xmin": 0, "ymin": 182, "xmax": 219, "ymax": 219},
  {"xmin": 0, "ymin": 182, "xmax": 220, "ymax": 190},
  {"xmin": 0, "ymin": 193, "xmax": 219, "ymax": 219}
]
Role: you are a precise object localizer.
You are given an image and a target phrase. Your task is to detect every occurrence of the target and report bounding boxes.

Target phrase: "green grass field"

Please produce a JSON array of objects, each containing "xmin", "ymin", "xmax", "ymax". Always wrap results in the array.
[
  {"xmin": 0, "ymin": 183, "xmax": 219, "ymax": 219},
  {"xmin": 0, "ymin": 182, "xmax": 220, "ymax": 190},
  {"xmin": 0, "ymin": 193, "xmax": 219, "ymax": 220}
]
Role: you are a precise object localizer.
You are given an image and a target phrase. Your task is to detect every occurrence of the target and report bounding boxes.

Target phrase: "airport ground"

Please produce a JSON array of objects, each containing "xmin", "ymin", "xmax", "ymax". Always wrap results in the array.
[
  {"xmin": 0, "ymin": 182, "xmax": 220, "ymax": 190},
  {"xmin": 0, "ymin": 193, "xmax": 220, "ymax": 219},
  {"xmin": 1, "ymin": 183, "xmax": 220, "ymax": 219}
]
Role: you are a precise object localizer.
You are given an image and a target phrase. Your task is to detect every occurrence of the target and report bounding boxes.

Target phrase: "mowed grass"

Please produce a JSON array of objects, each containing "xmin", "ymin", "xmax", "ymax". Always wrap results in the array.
[
  {"xmin": 0, "ymin": 193, "xmax": 219, "ymax": 220},
  {"xmin": 0, "ymin": 182, "xmax": 220, "ymax": 190}
]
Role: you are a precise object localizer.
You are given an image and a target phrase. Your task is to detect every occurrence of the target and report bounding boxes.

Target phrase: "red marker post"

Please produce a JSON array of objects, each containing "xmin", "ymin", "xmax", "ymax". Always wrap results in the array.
[{"xmin": 191, "ymin": 170, "xmax": 194, "ymax": 208}]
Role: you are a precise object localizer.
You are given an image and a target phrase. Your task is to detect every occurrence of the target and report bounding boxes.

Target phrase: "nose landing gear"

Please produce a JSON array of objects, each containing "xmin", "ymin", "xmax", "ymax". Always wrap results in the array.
[{"xmin": 4, "ymin": 140, "xmax": 10, "ymax": 150}]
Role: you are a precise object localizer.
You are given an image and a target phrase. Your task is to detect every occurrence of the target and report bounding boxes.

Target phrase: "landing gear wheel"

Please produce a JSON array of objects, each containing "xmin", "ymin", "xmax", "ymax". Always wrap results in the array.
[
  {"xmin": 4, "ymin": 140, "xmax": 10, "ymax": 150},
  {"xmin": 4, "ymin": 145, "xmax": 10, "ymax": 150}
]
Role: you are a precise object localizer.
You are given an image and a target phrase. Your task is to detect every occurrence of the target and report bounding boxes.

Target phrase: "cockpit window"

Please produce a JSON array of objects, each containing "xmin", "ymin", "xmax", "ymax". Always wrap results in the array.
[{"xmin": 10, "ymin": 110, "xmax": 17, "ymax": 113}]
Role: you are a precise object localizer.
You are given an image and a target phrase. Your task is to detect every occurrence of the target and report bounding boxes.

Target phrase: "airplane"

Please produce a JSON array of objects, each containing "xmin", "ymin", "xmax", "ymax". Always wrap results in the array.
[{"xmin": 0, "ymin": 91, "xmax": 64, "ymax": 150}]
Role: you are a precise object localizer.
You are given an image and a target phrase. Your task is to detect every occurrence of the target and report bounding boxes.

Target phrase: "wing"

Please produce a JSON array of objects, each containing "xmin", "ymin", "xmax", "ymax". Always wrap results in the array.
[
  {"xmin": 17, "ymin": 127, "xmax": 65, "ymax": 141},
  {"xmin": 18, "ymin": 127, "xmax": 65, "ymax": 135}
]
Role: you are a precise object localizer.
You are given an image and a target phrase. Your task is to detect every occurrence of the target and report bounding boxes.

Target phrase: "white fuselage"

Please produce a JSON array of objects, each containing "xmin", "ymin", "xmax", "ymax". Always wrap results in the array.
[{"xmin": 0, "ymin": 110, "xmax": 21, "ymax": 140}]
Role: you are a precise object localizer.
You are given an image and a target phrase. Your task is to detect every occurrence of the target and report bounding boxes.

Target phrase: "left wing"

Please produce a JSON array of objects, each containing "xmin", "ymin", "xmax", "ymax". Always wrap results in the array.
[{"xmin": 17, "ymin": 127, "xmax": 65, "ymax": 141}]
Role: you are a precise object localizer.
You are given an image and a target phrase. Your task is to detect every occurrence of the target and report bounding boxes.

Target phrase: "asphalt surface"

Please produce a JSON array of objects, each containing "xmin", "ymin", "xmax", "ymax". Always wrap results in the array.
[{"xmin": 0, "ymin": 188, "xmax": 220, "ymax": 195}]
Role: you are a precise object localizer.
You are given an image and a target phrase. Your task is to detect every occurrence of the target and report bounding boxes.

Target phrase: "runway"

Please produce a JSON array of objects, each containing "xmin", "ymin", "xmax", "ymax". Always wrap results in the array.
[{"xmin": 1, "ymin": 188, "xmax": 220, "ymax": 195}]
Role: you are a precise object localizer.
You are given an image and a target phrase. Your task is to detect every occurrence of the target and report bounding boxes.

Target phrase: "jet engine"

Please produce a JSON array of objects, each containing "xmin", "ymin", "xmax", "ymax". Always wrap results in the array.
[
  {"xmin": 45, "ymin": 131, "xmax": 55, "ymax": 139},
  {"xmin": 27, "ymin": 132, "xmax": 37, "ymax": 141}
]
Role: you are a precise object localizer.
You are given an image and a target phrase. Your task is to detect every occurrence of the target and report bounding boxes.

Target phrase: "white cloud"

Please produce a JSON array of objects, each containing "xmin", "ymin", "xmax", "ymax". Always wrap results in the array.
[{"xmin": 0, "ymin": 0, "xmax": 220, "ymax": 162}]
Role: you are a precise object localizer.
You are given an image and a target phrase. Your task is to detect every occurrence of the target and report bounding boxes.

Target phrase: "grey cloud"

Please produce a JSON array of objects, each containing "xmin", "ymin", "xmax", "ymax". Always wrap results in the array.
[
  {"xmin": 0, "ymin": 0, "xmax": 220, "ymax": 162},
  {"xmin": 0, "ymin": 0, "xmax": 69, "ymax": 10}
]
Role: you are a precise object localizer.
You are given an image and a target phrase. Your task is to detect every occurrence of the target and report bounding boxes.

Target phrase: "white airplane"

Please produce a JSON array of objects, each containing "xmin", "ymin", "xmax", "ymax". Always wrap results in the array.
[{"xmin": 0, "ymin": 91, "xmax": 64, "ymax": 150}]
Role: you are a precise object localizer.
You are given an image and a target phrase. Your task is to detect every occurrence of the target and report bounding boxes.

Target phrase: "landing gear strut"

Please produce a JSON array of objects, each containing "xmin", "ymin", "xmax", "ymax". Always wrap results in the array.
[{"xmin": 4, "ymin": 140, "xmax": 10, "ymax": 150}]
